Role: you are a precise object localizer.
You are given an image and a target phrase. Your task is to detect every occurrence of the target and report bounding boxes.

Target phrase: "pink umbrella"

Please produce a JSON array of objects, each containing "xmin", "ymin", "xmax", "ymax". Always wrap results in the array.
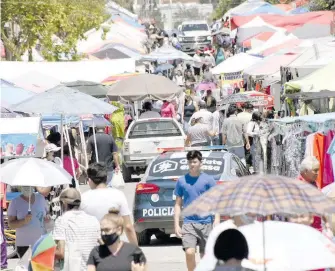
[{"xmin": 195, "ymin": 82, "xmax": 217, "ymax": 92}]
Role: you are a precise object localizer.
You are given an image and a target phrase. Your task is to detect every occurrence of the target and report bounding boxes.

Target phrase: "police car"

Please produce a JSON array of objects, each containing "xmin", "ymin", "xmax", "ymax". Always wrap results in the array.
[{"xmin": 133, "ymin": 146, "xmax": 250, "ymax": 245}]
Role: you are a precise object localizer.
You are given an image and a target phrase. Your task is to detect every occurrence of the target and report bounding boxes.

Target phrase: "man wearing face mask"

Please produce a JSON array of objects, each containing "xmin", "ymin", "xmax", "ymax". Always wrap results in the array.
[
  {"xmin": 52, "ymin": 188, "xmax": 100, "ymax": 271},
  {"xmin": 7, "ymin": 186, "xmax": 47, "ymax": 257}
]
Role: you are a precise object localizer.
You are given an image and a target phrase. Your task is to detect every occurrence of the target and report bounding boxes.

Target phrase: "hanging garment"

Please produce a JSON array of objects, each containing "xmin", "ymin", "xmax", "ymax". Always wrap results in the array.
[
  {"xmin": 323, "ymin": 130, "xmax": 335, "ymax": 188},
  {"xmin": 284, "ymin": 136, "xmax": 303, "ymax": 178},
  {"xmin": 313, "ymin": 133, "xmax": 325, "ymax": 189},
  {"xmin": 328, "ymin": 137, "xmax": 335, "ymax": 183},
  {"xmin": 270, "ymin": 136, "xmax": 282, "ymax": 176},
  {"xmin": 305, "ymin": 133, "xmax": 316, "ymax": 158}
]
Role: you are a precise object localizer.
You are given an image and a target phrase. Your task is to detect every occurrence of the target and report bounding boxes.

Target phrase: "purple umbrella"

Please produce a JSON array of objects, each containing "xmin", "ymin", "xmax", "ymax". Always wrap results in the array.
[{"xmin": 195, "ymin": 82, "xmax": 217, "ymax": 92}]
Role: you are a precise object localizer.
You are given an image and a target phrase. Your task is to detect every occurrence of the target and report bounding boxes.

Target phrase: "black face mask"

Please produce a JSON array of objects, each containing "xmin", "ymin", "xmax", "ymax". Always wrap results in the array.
[{"xmin": 101, "ymin": 233, "xmax": 119, "ymax": 246}]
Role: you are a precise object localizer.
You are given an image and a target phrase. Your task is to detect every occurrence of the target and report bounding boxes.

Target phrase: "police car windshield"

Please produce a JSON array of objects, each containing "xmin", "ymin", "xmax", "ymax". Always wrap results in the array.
[
  {"xmin": 147, "ymin": 153, "xmax": 225, "ymax": 179},
  {"xmin": 182, "ymin": 24, "xmax": 208, "ymax": 32},
  {"xmin": 129, "ymin": 120, "xmax": 182, "ymax": 139}
]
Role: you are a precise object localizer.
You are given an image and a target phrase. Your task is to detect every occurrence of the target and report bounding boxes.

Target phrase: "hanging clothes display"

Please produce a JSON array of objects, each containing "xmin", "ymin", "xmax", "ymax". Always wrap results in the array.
[
  {"xmin": 313, "ymin": 133, "xmax": 325, "ymax": 189},
  {"xmin": 323, "ymin": 130, "xmax": 335, "ymax": 188}
]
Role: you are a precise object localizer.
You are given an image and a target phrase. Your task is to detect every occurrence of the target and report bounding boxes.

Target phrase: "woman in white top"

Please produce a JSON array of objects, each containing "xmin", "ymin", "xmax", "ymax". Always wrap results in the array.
[
  {"xmin": 246, "ymin": 112, "xmax": 262, "ymax": 172},
  {"xmin": 186, "ymin": 117, "xmax": 216, "ymax": 147}
]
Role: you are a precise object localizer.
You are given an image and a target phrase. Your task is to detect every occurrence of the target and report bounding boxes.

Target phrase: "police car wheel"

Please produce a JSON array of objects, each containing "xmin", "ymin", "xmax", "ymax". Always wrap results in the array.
[
  {"xmin": 137, "ymin": 230, "xmax": 151, "ymax": 246},
  {"xmin": 122, "ymin": 164, "xmax": 132, "ymax": 183}
]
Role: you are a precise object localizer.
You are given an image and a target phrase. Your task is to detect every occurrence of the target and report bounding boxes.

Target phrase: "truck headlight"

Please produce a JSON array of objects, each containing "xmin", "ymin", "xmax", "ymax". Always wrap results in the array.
[
  {"xmin": 207, "ymin": 36, "xmax": 212, "ymax": 41},
  {"xmin": 178, "ymin": 37, "xmax": 184, "ymax": 42}
]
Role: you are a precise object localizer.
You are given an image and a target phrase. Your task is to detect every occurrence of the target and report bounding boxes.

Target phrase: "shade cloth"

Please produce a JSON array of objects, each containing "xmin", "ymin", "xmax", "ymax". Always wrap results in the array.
[
  {"xmin": 11, "ymin": 85, "xmax": 117, "ymax": 115},
  {"xmin": 91, "ymin": 48, "xmax": 130, "ymax": 60},
  {"xmin": 107, "ymin": 73, "xmax": 182, "ymax": 101},
  {"xmin": 142, "ymin": 45, "xmax": 194, "ymax": 62}
]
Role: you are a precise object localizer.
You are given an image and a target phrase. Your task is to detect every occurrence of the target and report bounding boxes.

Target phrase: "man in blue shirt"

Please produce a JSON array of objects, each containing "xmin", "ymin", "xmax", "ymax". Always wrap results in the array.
[{"xmin": 174, "ymin": 150, "xmax": 220, "ymax": 271}]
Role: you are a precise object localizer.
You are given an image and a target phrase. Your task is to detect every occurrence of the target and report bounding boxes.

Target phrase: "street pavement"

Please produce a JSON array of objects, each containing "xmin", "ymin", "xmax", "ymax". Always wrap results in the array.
[{"xmin": 7, "ymin": 182, "xmax": 190, "ymax": 271}]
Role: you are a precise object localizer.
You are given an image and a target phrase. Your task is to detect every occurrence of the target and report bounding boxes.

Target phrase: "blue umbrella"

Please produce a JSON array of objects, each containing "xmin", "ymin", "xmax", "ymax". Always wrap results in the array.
[
  {"xmin": 1, "ymin": 80, "xmax": 35, "ymax": 105},
  {"xmin": 155, "ymin": 63, "xmax": 174, "ymax": 73},
  {"xmin": 243, "ymin": 3, "xmax": 286, "ymax": 16}
]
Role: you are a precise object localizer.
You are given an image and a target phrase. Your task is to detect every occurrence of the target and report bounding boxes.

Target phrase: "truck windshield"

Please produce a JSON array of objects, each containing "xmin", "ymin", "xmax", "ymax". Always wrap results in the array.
[
  {"xmin": 129, "ymin": 120, "xmax": 182, "ymax": 139},
  {"xmin": 182, "ymin": 24, "xmax": 208, "ymax": 32}
]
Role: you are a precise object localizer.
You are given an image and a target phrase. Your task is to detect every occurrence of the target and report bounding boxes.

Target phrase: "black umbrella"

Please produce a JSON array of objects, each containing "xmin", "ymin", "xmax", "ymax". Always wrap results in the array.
[
  {"xmin": 91, "ymin": 48, "xmax": 130, "ymax": 60},
  {"xmin": 64, "ymin": 80, "xmax": 110, "ymax": 98}
]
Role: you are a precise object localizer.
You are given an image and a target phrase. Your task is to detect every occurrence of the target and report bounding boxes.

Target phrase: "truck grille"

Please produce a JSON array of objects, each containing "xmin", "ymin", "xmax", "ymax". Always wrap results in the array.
[
  {"xmin": 196, "ymin": 36, "xmax": 207, "ymax": 42},
  {"xmin": 183, "ymin": 37, "xmax": 195, "ymax": 42}
]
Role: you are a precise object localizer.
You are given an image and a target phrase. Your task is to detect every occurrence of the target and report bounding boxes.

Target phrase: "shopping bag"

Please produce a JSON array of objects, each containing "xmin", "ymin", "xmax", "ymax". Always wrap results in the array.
[{"xmin": 112, "ymin": 171, "xmax": 125, "ymax": 189}]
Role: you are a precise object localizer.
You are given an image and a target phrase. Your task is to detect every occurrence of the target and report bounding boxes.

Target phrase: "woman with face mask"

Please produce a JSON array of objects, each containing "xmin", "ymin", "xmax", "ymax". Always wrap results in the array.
[
  {"xmin": 7, "ymin": 186, "xmax": 47, "ymax": 257},
  {"xmin": 87, "ymin": 208, "xmax": 147, "ymax": 271}
]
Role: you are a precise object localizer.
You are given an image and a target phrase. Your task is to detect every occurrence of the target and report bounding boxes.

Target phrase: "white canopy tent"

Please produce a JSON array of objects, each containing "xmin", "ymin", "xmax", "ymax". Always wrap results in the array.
[
  {"xmin": 224, "ymin": 0, "xmax": 267, "ymax": 18},
  {"xmin": 211, "ymin": 53, "xmax": 262, "ymax": 74}
]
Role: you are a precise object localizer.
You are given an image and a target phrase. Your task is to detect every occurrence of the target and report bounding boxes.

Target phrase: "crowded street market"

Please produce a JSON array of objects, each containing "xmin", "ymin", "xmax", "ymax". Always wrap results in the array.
[{"xmin": 1, "ymin": 0, "xmax": 335, "ymax": 270}]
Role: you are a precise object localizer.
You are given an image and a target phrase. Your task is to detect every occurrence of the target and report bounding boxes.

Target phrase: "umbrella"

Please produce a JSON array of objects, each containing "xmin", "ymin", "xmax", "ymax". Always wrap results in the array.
[
  {"xmin": 30, "ymin": 234, "xmax": 56, "ymax": 271},
  {"xmin": 195, "ymin": 82, "xmax": 217, "ymax": 92},
  {"xmin": 101, "ymin": 72, "xmax": 140, "ymax": 86},
  {"xmin": 154, "ymin": 63, "xmax": 174, "ymax": 73},
  {"xmin": 107, "ymin": 73, "xmax": 182, "ymax": 101},
  {"xmin": 0, "ymin": 158, "xmax": 72, "ymax": 187},
  {"xmin": 91, "ymin": 47, "xmax": 131, "ymax": 60},
  {"xmin": 240, "ymin": 221, "xmax": 335, "ymax": 271},
  {"xmin": 64, "ymin": 80, "xmax": 110, "ymax": 98},
  {"xmin": 10, "ymin": 85, "xmax": 117, "ymax": 115},
  {"xmin": 183, "ymin": 175, "xmax": 335, "ymax": 217},
  {"xmin": 197, "ymin": 220, "xmax": 335, "ymax": 271},
  {"xmin": 142, "ymin": 45, "xmax": 194, "ymax": 62}
]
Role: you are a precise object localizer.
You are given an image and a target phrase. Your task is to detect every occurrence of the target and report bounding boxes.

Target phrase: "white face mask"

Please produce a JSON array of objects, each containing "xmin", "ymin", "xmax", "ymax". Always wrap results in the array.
[{"xmin": 20, "ymin": 187, "xmax": 33, "ymax": 197}]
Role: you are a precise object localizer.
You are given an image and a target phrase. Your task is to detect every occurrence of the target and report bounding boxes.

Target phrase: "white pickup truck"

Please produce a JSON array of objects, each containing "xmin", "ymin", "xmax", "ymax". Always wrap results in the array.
[{"xmin": 122, "ymin": 118, "xmax": 186, "ymax": 181}]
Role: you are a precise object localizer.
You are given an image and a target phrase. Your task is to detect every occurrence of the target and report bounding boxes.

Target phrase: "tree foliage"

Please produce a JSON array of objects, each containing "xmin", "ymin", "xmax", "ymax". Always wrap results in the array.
[
  {"xmin": 309, "ymin": 0, "xmax": 335, "ymax": 11},
  {"xmin": 212, "ymin": 0, "xmax": 278, "ymax": 20},
  {"xmin": 173, "ymin": 6, "xmax": 204, "ymax": 28},
  {"xmin": 1, "ymin": 0, "xmax": 107, "ymax": 61}
]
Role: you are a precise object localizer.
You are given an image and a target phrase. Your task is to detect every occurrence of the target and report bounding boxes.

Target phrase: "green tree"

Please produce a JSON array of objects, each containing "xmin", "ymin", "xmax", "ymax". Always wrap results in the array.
[
  {"xmin": 173, "ymin": 6, "xmax": 204, "ymax": 28},
  {"xmin": 1, "ymin": 0, "xmax": 107, "ymax": 61},
  {"xmin": 310, "ymin": 0, "xmax": 335, "ymax": 11},
  {"xmin": 212, "ymin": 0, "xmax": 278, "ymax": 20}
]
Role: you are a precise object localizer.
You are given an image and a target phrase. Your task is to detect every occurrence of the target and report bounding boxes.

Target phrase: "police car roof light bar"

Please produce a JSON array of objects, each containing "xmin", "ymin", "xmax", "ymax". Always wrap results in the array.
[{"xmin": 157, "ymin": 145, "xmax": 227, "ymax": 153}]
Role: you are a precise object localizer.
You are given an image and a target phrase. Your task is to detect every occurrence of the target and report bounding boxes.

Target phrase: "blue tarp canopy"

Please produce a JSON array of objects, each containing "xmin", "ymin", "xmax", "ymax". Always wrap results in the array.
[
  {"xmin": 242, "ymin": 4, "xmax": 286, "ymax": 15},
  {"xmin": 289, "ymin": 6, "xmax": 310, "ymax": 14},
  {"xmin": 1, "ymin": 79, "xmax": 35, "ymax": 105},
  {"xmin": 271, "ymin": 113, "xmax": 335, "ymax": 124}
]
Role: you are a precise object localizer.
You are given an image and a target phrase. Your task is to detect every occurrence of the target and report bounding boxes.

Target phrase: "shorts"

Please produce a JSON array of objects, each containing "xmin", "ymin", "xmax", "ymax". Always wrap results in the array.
[{"xmin": 182, "ymin": 223, "xmax": 212, "ymax": 254}]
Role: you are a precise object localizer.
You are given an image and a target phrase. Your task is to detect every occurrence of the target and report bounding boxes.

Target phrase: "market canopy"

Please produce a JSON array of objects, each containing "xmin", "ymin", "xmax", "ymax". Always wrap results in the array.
[
  {"xmin": 285, "ymin": 60, "xmax": 335, "ymax": 93},
  {"xmin": 0, "ymin": 79, "xmax": 35, "ymax": 105},
  {"xmin": 224, "ymin": 0, "xmax": 269, "ymax": 17},
  {"xmin": 64, "ymin": 80, "xmax": 110, "ymax": 98},
  {"xmin": 211, "ymin": 53, "xmax": 262, "ymax": 74},
  {"xmin": 11, "ymin": 85, "xmax": 117, "ymax": 115},
  {"xmin": 242, "ymin": 4, "xmax": 286, "ymax": 16},
  {"xmin": 107, "ymin": 74, "xmax": 183, "ymax": 101},
  {"xmin": 141, "ymin": 45, "xmax": 194, "ymax": 62}
]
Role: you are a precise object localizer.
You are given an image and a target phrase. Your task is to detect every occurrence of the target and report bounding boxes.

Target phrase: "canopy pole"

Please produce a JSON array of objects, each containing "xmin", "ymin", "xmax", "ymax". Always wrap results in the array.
[
  {"xmin": 79, "ymin": 120, "xmax": 88, "ymax": 169},
  {"xmin": 65, "ymin": 125, "xmax": 79, "ymax": 190},
  {"xmin": 92, "ymin": 120, "xmax": 99, "ymax": 162},
  {"xmin": 60, "ymin": 114, "xmax": 64, "ymax": 163}
]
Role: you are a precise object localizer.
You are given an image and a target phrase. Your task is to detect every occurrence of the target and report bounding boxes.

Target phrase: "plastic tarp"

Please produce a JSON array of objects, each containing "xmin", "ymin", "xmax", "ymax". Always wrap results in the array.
[
  {"xmin": 212, "ymin": 53, "xmax": 262, "ymax": 74},
  {"xmin": 1, "ymin": 80, "xmax": 35, "ymax": 105},
  {"xmin": 142, "ymin": 45, "xmax": 194, "ymax": 62},
  {"xmin": 272, "ymin": 112, "xmax": 335, "ymax": 123},
  {"xmin": 247, "ymin": 31, "xmax": 298, "ymax": 55},
  {"xmin": 236, "ymin": 16, "xmax": 284, "ymax": 43},
  {"xmin": 242, "ymin": 4, "xmax": 286, "ymax": 16},
  {"xmin": 1, "ymin": 59, "xmax": 136, "ymax": 83},
  {"xmin": 289, "ymin": 6, "xmax": 310, "ymax": 14},
  {"xmin": 244, "ymin": 53, "xmax": 299, "ymax": 76},
  {"xmin": 224, "ymin": 0, "xmax": 268, "ymax": 17},
  {"xmin": 284, "ymin": 61, "xmax": 335, "ymax": 92}
]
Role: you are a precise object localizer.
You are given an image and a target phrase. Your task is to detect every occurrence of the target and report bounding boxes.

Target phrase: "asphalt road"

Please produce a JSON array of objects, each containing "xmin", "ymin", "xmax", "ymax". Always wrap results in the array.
[{"xmin": 7, "ymin": 183, "xmax": 190, "ymax": 271}]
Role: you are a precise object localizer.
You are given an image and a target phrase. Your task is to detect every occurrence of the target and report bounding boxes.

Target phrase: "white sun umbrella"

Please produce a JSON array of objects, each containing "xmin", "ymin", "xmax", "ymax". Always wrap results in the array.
[
  {"xmin": 211, "ymin": 53, "xmax": 262, "ymax": 74},
  {"xmin": 10, "ymin": 85, "xmax": 118, "ymax": 172},
  {"xmin": 141, "ymin": 45, "xmax": 194, "ymax": 62},
  {"xmin": 0, "ymin": 158, "xmax": 72, "ymax": 211},
  {"xmin": 197, "ymin": 220, "xmax": 335, "ymax": 271}
]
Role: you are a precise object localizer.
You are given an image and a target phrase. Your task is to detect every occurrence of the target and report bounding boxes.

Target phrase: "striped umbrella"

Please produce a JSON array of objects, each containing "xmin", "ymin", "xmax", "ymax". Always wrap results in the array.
[{"xmin": 183, "ymin": 175, "xmax": 335, "ymax": 217}]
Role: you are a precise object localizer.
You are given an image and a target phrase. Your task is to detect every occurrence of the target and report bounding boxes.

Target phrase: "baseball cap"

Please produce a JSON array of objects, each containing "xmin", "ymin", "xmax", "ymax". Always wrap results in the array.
[
  {"xmin": 60, "ymin": 188, "xmax": 81, "ymax": 206},
  {"xmin": 45, "ymin": 143, "xmax": 61, "ymax": 153}
]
